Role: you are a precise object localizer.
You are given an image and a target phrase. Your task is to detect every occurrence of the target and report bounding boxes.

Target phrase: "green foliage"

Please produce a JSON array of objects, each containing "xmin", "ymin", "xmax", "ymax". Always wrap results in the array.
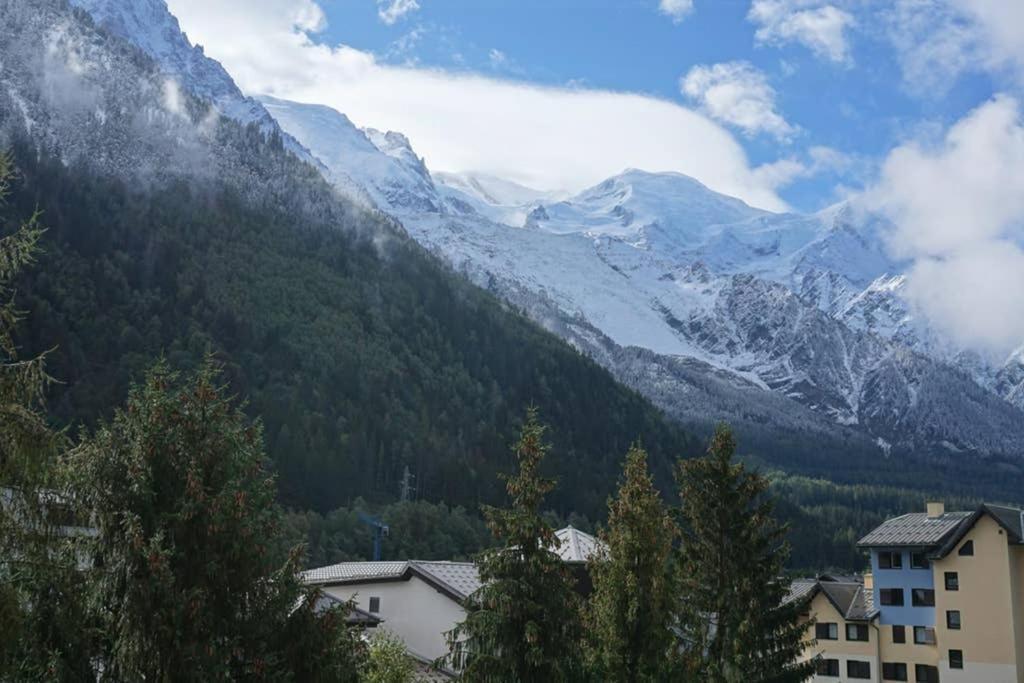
[
  {"xmin": 585, "ymin": 444, "xmax": 679, "ymax": 681},
  {"xmin": 674, "ymin": 425, "xmax": 813, "ymax": 683},
  {"xmin": 281, "ymin": 498, "xmax": 493, "ymax": 567},
  {"xmin": 67, "ymin": 360, "xmax": 364, "ymax": 681},
  {"xmin": 7, "ymin": 141, "xmax": 693, "ymax": 523},
  {"xmin": 0, "ymin": 151, "xmax": 95, "ymax": 681},
  {"xmin": 445, "ymin": 408, "xmax": 583, "ymax": 682},
  {"xmin": 363, "ymin": 631, "xmax": 417, "ymax": 683}
]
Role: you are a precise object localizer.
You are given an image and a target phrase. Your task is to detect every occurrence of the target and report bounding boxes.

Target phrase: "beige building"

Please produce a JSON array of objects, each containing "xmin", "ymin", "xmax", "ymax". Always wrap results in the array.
[{"xmin": 794, "ymin": 503, "xmax": 1024, "ymax": 682}]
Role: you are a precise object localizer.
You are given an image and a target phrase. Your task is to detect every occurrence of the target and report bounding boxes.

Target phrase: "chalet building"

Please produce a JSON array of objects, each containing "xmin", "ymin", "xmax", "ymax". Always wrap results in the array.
[
  {"xmin": 301, "ymin": 526, "xmax": 601, "ymax": 665},
  {"xmin": 795, "ymin": 502, "xmax": 1024, "ymax": 682}
]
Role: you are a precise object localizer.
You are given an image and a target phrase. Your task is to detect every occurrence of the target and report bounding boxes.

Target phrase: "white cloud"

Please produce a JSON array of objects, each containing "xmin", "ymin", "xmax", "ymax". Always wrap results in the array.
[
  {"xmin": 681, "ymin": 61, "xmax": 797, "ymax": 141},
  {"xmin": 164, "ymin": 0, "xmax": 792, "ymax": 211},
  {"xmin": 870, "ymin": 95, "xmax": 1024, "ymax": 355},
  {"xmin": 885, "ymin": 0, "xmax": 1024, "ymax": 95},
  {"xmin": 377, "ymin": 0, "xmax": 420, "ymax": 26},
  {"xmin": 658, "ymin": 0, "xmax": 694, "ymax": 23},
  {"xmin": 748, "ymin": 0, "xmax": 854, "ymax": 64}
]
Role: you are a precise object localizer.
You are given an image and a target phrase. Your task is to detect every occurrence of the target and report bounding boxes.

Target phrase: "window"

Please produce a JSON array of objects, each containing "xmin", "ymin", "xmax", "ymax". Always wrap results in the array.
[
  {"xmin": 881, "ymin": 588, "xmax": 905, "ymax": 606},
  {"xmin": 815, "ymin": 622, "xmax": 838, "ymax": 640},
  {"xmin": 915, "ymin": 664, "xmax": 940, "ymax": 682},
  {"xmin": 914, "ymin": 626, "xmax": 936, "ymax": 644},
  {"xmin": 847, "ymin": 623, "xmax": 869, "ymax": 641},
  {"xmin": 368, "ymin": 596, "xmax": 380, "ymax": 613},
  {"xmin": 949, "ymin": 649, "xmax": 964, "ymax": 669},
  {"xmin": 882, "ymin": 662, "xmax": 909, "ymax": 681},
  {"xmin": 815, "ymin": 658, "xmax": 839, "ymax": 677},
  {"xmin": 847, "ymin": 660, "xmax": 872, "ymax": 679},
  {"xmin": 912, "ymin": 588, "xmax": 935, "ymax": 607},
  {"xmin": 892, "ymin": 624, "xmax": 906, "ymax": 643},
  {"xmin": 911, "ymin": 552, "xmax": 929, "ymax": 569},
  {"xmin": 879, "ymin": 550, "xmax": 903, "ymax": 569},
  {"xmin": 959, "ymin": 540, "xmax": 974, "ymax": 556},
  {"xmin": 946, "ymin": 610, "xmax": 961, "ymax": 630},
  {"xmin": 944, "ymin": 571, "xmax": 959, "ymax": 591}
]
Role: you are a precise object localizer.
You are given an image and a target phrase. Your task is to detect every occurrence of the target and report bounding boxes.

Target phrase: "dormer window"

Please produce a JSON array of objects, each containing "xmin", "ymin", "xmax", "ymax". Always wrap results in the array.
[{"xmin": 958, "ymin": 540, "xmax": 974, "ymax": 556}]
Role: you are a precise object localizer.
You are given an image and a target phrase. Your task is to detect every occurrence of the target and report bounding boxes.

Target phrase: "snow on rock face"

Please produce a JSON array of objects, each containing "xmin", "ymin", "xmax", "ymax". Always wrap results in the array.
[
  {"xmin": 253, "ymin": 95, "xmax": 1024, "ymax": 456},
  {"xmin": 67, "ymin": 0, "xmax": 318, "ymax": 167}
]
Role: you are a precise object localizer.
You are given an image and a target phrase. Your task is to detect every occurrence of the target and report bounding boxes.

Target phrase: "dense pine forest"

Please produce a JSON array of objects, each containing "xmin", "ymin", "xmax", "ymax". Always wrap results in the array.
[{"xmin": 1, "ymin": 138, "xmax": 1019, "ymax": 570}]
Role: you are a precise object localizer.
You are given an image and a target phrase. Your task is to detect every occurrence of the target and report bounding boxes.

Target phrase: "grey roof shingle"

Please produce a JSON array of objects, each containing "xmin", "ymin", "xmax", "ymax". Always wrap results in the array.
[
  {"xmin": 785, "ymin": 577, "xmax": 877, "ymax": 622},
  {"xmin": 554, "ymin": 526, "xmax": 604, "ymax": 563},
  {"xmin": 413, "ymin": 561, "xmax": 481, "ymax": 600},
  {"xmin": 857, "ymin": 512, "xmax": 972, "ymax": 548},
  {"xmin": 302, "ymin": 561, "xmax": 408, "ymax": 585}
]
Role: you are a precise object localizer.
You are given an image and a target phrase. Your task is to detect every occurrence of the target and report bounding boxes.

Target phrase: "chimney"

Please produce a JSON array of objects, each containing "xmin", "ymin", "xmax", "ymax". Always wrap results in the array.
[
  {"xmin": 863, "ymin": 572, "xmax": 873, "ymax": 591},
  {"xmin": 927, "ymin": 502, "xmax": 945, "ymax": 519}
]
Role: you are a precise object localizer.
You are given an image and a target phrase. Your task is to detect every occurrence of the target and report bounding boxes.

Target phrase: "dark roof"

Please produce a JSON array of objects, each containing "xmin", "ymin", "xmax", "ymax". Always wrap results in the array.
[
  {"xmin": 785, "ymin": 577, "xmax": 877, "ymax": 622},
  {"xmin": 857, "ymin": 511, "xmax": 971, "ymax": 548},
  {"xmin": 858, "ymin": 504, "xmax": 1024, "ymax": 556}
]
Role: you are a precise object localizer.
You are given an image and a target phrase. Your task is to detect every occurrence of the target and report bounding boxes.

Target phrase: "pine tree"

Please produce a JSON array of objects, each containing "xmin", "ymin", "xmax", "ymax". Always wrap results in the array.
[
  {"xmin": 585, "ymin": 443, "xmax": 679, "ymax": 681},
  {"xmin": 674, "ymin": 424, "xmax": 813, "ymax": 683},
  {"xmin": 445, "ymin": 407, "xmax": 583, "ymax": 682},
  {"xmin": 68, "ymin": 360, "xmax": 365, "ymax": 681},
  {"xmin": 0, "ymin": 151, "xmax": 95, "ymax": 680}
]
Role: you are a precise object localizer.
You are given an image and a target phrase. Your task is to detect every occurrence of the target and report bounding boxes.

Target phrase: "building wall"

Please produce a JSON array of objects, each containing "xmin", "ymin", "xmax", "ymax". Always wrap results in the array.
[
  {"xmin": 800, "ymin": 592, "xmax": 879, "ymax": 682},
  {"xmin": 933, "ymin": 515, "xmax": 1020, "ymax": 682},
  {"xmin": 324, "ymin": 577, "xmax": 467, "ymax": 661},
  {"xmin": 870, "ymin": 548, "xmax": 935, "ymax": 626}
]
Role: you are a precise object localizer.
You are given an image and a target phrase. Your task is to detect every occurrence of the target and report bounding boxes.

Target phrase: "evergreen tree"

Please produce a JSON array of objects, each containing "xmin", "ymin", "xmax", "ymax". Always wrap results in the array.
[
  {"xmin": 445, "ymin": 407, "xmax": 583, "ymax": 682},
  {"xmin": 0, "ymin": 151, "xmax": 95, "ymax": 680},
  {"xmin": 674, "ymin": 424, "xmax": 813, "ymax": 683},
  {"xmin": 68, "ymin": 360, "xmax": 364, "ymax": 681},
  {"xmin": 585, "ymin": 443, "xmax": 679, "ymax": 681}
]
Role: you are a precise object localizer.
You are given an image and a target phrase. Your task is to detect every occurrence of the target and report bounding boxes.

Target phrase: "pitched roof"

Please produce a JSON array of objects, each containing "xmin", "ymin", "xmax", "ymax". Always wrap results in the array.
[
  {"xmin": 856, "ymin": 511, "xmax": 971, "ymax": 548},
  {"xmin": 857, "ymin": 504, "xmax": 1024, "ymax": 555},
  {"xmin": 554, "ymin": 526, "xmax": 603, "ymax": 563},
  {"xmin": 785, "ymin": 576, "xmax": 876, "ymax": 622},
  {"xmin": 301, "ymin": 560, "xmax": 481, "ymax": 602}
]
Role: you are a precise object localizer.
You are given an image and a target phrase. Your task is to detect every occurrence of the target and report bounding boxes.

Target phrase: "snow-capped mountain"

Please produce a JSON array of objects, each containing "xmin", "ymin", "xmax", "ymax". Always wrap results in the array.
[
  {"xmin": 248, "ymin": 98, "xmax": 1024, "ymax": 457},
  {"xmin": 54, "ymin": 0, "xmax": 1024, "ymax": 458}
]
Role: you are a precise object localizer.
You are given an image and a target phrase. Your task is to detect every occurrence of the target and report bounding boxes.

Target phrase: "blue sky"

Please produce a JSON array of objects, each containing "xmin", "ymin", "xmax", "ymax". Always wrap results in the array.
[
  {"xmin": 169, "ymin": 0, "xmax": 1023, "ymax": 211},
  {"xmin": 294, "ymin": 0, "xmax": 1000, "ymax": 210}
]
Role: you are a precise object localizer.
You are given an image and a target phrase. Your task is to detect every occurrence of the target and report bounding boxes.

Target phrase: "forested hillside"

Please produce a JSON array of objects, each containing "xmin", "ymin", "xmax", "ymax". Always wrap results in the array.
[{"xmin": 4, "ymin": 140, "xmax": 692, "ymax": 518}]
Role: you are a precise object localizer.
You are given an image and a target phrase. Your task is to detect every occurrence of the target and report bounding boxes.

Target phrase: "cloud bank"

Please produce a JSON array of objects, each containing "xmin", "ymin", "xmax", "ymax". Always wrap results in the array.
[
  {"xmin": 165, "ymin": 0, "xmax": 791, "ymax": 211},
  {"xmin": 871, "ymin": 95, "xmax": 1024, "ymax": 356}
]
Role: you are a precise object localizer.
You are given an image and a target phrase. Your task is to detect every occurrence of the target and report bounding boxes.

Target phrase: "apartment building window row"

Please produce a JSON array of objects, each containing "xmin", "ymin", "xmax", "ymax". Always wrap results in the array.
[
  {"xmin": 814, "ymin": 657, "xmax": 839, "ymax": 677},
  {"xmin": 915, "ymin": 664, "xmax": 940, "ymax": 682},
  {"xmin": 878, "ymin": 550, "xmax": 903, "ymax": 569},
  {"xmin": 880, "ymin": 588, "xmax": 904, "ymax": 606},
  {"xmin": 913, "ymin": 626, "xmax": 936, "ymax": 645},
  {"xmin": 946, "ymin": 609, "xmax": 961, "ymax": 630},
  {"xmin": 846, "ymin": 623, "xmax": 869, "ymax": 642},
  {"xmin": 847, "ymin": 660, "xmax": 871, "ymax": 679},
  {"xmin": 910, "ymin": 551, "xmax": 929, "ymax": 569},
  {"xmin": 815, "ymin": 622, "xmax": 838, "ymax": 640},
  {"xmin": 882, "ymin": 662, "xmax": 908, "ymax": 681},
  {"xmin": 944, "ymin": 571, "xmax": 958, "ymax": 591},
  {"xmin": 911, "ymin": 588, "xmax": 935, "ymax": 607},
  {"xmin": 949, "ymin": 649, "xmax": 964, "ymax": 669},
  {"xmin": 891, "ymin": 625, "xmax": 906, "ymax": 643}
]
